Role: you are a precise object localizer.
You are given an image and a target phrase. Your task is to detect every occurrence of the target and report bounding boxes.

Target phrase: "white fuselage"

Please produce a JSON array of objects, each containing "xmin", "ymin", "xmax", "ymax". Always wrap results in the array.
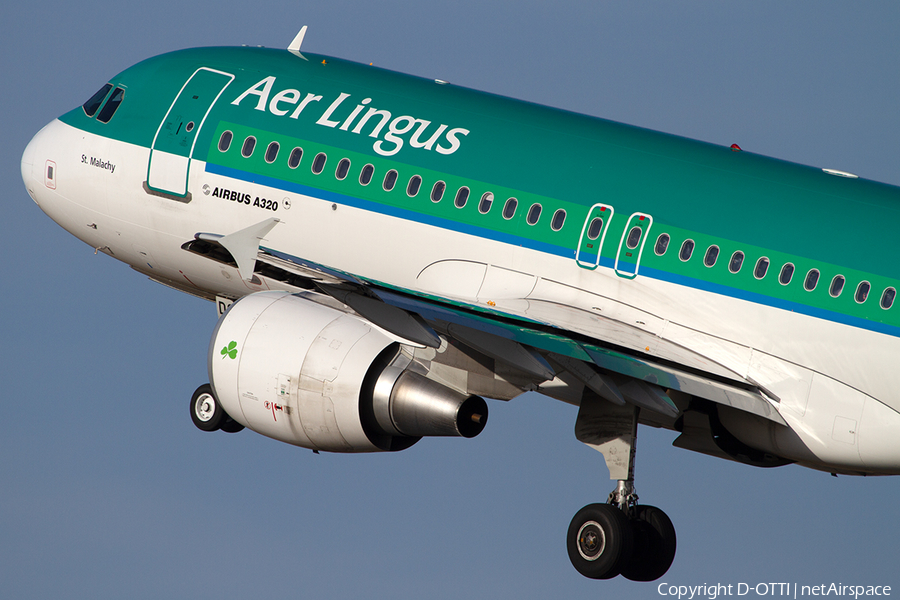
[{"xmin": 22, "ymin": 118, "xmax": 900, "ymax": 475}]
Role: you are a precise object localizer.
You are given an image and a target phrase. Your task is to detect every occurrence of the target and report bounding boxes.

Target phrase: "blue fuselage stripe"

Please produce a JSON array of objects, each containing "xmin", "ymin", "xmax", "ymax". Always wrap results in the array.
[
  {"xmin": 206, "ymin": 161, "xmax": 568, "ymax": 257},
  {"xmin": 204, "ymin": 161, "xmax": 900, "ymax": 339}
]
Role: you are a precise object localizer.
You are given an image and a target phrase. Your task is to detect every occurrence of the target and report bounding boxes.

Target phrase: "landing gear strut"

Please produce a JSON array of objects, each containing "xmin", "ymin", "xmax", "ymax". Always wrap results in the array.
[{"xmin": 568, "ymin": 395, "xmax": 676, "ymax": 580}]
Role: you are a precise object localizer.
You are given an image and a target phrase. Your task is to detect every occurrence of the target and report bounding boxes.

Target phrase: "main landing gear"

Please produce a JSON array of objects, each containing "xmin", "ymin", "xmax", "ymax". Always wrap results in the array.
[
  {"xmin": 567, "ymin": 495, "xmax": 676, "ymax": 580},
  {"xmin": 190, "ymin": 384, "xmax": 244, "ymax": 433},
  {"xmin": 568, "ymin": 396, "xmax": 676, "ymax": 580}
]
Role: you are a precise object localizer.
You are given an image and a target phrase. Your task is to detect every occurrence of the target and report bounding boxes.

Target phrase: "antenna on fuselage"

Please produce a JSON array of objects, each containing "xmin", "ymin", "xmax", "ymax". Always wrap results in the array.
[{"xmin": 288, "ymin": 26, "xmax": 309, "ymax": 61}]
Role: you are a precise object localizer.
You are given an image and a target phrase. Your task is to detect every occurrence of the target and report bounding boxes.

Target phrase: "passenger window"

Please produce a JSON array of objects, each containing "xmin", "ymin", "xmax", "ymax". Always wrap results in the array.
[
  {"xmin": 551, "ymin": 209, "xmax": 566, "ymax": 231},
  {"xmin": 312, "ymin": 152, "xmax": 327, "ymax": 174},
  {"xmin": 679, "ymin": 240, "xmax": 694, "ymax": 261},
  {"xmin": 703, "ymin": 246, "xmax": 719, "ymax": 267},
  {"xmin": 359, "ymin": 163, "xmax": 374, "ymax": 185},
  {"xmin": 804, "ymin": 269, "xmax": 820, "ymax": 291},
  {"xmin": 829, "ymin": 275, "xmax": 845, "ymax": 298},
  {"xmin": 288, "ymin": 147, "xmax": 303, "ymax": 169},
  {"xmin": 503, "ymin": 197, "xmax": 518, "ymax": 220},
  {"xmin": 754, "ymin": 257, "xmax": 769, "ymax": 279},
  {"xmin": 336, "ymin": 158, "xmax": 351, "ymax": 180},
  {"xmin": 856, "ymin": 281, "xmax": 871, "ymax": 304},
  {"xmin": 83, "ymin": 83, "xmax": 112, "ymax": 117},
  {"xmin": 265, "ymin": 141, "xmax": 280, "ymax": 164},
  {"xmin": 587, "ymin": 218, "xmax": 604, "ymax": 241},
  {"xmin": 96, "ymin": 87, "xmax": 125, "ymax": 123},
  {"xmin": 479, "ymin": 192, "xmax": 494, "ymax": 214},
  {"xmin": 625, "ymin": 226, "xmax": 642, "ymax": 249},
  {"xmin": 218, "ymin": 131, "xmax": 233, "ymax": 152},
  {"xmin": 881, "ymin": 287, "xmax": 896, "ymax": 310},
  {"xmin": 654, "ymin": 233, "xmax": 669, "ymax": 256},
  {"xmin": 431, "ymin": 181, "xmax": 445, "ymax": 203},
  {"xmin": 779, "ymin": 263, "xmax": 794, "ymax": 285},
  {"xmin": 383, "ymin": 169, "xmax": 398, "ymax": 191},
  {"xmin": 454, "ymin": 186, "xmax": 469, "ymax": 208},
  {"xmin": 526, "ymin": 203, "xmax": 542, "ymax": 225},
  {"xmin": 729, "ymin": 251, "xmax": 744, "ymax": 274},
  {"xmin": 241, "ymin": 136, "xmax": 257, "ymax": 158},
  {"xmin": 407, "ymin": 175, "xmax": 422, "ymax": 197}
]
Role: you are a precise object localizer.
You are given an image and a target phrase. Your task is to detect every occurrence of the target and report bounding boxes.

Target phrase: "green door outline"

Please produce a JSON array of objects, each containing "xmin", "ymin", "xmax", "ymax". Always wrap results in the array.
[
  {"xmin": 575, "ymin": 203, "xmax": 615, "ymax": 269},
  {"xmin": 147, "ymin": 67, "xmax": 234, "ymax": 198},
  {"xmin": 614, "ymin": 212, "xmax": 653, "ymax": 279}
]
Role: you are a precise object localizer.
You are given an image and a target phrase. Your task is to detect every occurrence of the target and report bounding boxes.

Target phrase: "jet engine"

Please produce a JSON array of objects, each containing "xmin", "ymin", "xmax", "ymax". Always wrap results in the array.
[{"xmin": 206, "ymin": 291, "xmax": 487, "ymax": 452}]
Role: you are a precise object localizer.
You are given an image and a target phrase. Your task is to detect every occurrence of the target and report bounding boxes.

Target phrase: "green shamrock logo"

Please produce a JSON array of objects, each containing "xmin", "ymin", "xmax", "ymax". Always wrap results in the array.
[{"xmin": 220, "ymin": 340, "xmax": 238, "ymax": 360}]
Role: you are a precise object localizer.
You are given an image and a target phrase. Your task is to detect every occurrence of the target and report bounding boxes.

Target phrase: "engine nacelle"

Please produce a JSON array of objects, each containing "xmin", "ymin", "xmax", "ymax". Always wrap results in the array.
[{"xmin": 208, "ymin": 291, "xmax": 487, "ymax": 452}]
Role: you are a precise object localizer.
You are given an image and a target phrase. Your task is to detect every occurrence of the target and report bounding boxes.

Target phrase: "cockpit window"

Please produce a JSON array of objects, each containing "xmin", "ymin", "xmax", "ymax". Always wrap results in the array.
[
  {"xmin": 83, "ymin": 83, "xmax": 112, "ymax": 117},
  {"xmin": 96, "ymin": 87, "xmax": 125, "ymax": 123}
]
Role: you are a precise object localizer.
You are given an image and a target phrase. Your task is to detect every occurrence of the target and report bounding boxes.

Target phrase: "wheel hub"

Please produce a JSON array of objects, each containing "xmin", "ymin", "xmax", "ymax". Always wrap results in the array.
[
  {"xmin": 577, "ymin": 520, "xmax": 606, "ymax": 561},
  {"xmin": 196, "ymin": 394, "xmax": 216, "ymax": 422}
]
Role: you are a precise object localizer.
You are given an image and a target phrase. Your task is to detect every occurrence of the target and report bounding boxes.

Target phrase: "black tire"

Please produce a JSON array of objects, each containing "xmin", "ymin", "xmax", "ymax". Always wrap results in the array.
[
  {"xmin": 220, "ymin": 417, "xmax": 245, "ymax": 433},
  {"xmin": 621, "ymin": 505, "xmax": 677, "ymax": 582},
  {"xmin": 567, "ymin": 503, "xmax": 634, "ymax": 579},
  {"xmin": 190, "ymin": 384, "xmax": 224, "ymax": 432}
]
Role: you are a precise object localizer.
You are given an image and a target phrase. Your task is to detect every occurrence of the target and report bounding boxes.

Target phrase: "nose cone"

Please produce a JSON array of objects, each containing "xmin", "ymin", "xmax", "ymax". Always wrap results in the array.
[
  {"xmin": 22, "ymin": 119, "xmax": 69, "ymax": 211},
  {"xmin": 22, "ymin": 120, "xmax": 60, "ymax": 207},
  {"xmin": 21, "ymin": 127, "xmax": 38, "ymax": 203}
]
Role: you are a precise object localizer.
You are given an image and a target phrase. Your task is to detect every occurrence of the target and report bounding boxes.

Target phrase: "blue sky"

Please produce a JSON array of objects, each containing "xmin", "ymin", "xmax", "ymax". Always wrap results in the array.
[{"xmin": 3, "ymin": 2, "xmax": 900, "ymax": 598}]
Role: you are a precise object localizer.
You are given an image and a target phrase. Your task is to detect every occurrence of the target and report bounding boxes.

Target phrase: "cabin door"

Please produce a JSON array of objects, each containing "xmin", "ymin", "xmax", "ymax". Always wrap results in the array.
[
  {"xmin": 574, "ymin": 203, "xmax": 615, "ymax": 269},
  {"xmin": 146, "ymin": 67, "xmax": 234, "ymax": 198},
  {"xmin": 614, "ymin": 212, "xmax": 653, "ymax": 279}
]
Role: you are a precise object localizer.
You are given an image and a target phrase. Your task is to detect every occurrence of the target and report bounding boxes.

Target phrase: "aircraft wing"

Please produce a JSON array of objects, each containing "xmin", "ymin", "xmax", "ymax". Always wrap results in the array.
[{"xmin": 241, "ymin": 243, "xmax": 787, "ymax": 427}]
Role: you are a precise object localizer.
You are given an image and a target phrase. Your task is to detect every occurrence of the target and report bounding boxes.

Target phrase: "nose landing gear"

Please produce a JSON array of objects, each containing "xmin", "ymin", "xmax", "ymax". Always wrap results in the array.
[
  {"xmin": 190, "ymin": 383, "xmax": 244, "ymax": 433},
  {"xmin": 569, "ymin": 395, "xmax": 676, "ymax": 580}
]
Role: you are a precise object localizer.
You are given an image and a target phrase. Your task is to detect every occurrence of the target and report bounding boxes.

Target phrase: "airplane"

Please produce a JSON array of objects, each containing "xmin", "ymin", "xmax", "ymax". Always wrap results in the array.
[{"xmin": 20, "ymin": 27, "xmax": 900, "ymax": 581}]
